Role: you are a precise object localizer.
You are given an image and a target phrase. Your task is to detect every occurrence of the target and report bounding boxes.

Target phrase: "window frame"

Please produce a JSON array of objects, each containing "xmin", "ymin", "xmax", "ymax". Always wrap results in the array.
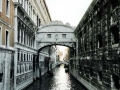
[
  {"xmin": 62, "ymin": 34, "xmax": 66, "ymax": 38},
  {"xmin": 6, "ymin": 0, "xmax": 10, "ymax": 17},
  {"xmin": 47, "ymin": 34, "xmax": 51, "ymax": 38}
]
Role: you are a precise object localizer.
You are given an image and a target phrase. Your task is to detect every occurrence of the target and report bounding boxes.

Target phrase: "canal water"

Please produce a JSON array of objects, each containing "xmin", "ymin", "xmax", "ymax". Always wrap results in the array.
[{"xmin": 24, "ymin": 64, "xmax": 88, "ymax": 90}]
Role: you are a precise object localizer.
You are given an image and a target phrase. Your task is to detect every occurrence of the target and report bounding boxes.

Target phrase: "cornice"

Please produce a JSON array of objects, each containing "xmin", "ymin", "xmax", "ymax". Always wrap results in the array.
[{"xmin": 0, "ymin": 19, "xmax": 14, "ymax": 30}]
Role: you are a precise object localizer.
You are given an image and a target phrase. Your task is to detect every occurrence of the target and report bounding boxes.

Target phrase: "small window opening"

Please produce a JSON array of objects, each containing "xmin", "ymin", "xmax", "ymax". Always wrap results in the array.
[
  {"xmin": 97, "ymin": 34, "xmax": 103, "ymax": 48},
  {"xmin": 98, "ymin": 71, "xmax": 102, "ymax": 81},
  {"xmin": 111, "ymin": 25, "xmax": 119, "ymax": 44},
  {"xmin": 110, "ymin": 0, "xmax": 118, "ymax": 9},
  {"xmin": 47, "ymin": 34, "xmax": 51, "ymax": 38},
  {"xmin": 90, "ymin": 41, "xmax": 93, "ymax": 50},
  {"xmin": 62, "ymin": 34, "xmax": 66, "ymax": 38},
  {"xmin": 111, "ymin": 74, "xmax": 119, "ymax": 89},
  {"xmin": 6, "ymin": 31, "xmax": 9, "ymax": 46}
]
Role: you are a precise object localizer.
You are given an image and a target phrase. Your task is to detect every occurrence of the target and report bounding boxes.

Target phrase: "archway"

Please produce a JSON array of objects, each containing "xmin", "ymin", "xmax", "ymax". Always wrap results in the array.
[{"xmin": 33, "ymin": 43, "xmax": 76, "ymax": 80}]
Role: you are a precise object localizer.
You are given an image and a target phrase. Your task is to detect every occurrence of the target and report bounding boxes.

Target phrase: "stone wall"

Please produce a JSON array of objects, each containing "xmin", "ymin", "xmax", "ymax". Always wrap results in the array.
[
  {"xmin": 0, "ymin": 48, "xmax": 14, "ymax": 90},
  {"xmin": 73, "ymin": 0, "xmax": 120, "ymax": 90}
]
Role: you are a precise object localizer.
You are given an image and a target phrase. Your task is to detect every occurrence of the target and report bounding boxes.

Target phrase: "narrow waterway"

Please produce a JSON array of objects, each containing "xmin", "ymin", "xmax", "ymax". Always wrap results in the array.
[{"xmin": 24, "ymin": 64, "xmax": 88, "ymax": 90}]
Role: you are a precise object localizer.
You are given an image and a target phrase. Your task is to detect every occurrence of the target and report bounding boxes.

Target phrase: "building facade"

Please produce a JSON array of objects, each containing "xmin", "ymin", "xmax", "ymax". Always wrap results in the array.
[
  {"xmin": 0, "ymin": 0, "xmax": 15, "ymax": 90},
  {"xmin": 71, "ymin": 0, "xmax": 120, "ymax": 90},
  {"xmin": 13, "ymin": 0, "xmax": 51, "ymax": 90}
]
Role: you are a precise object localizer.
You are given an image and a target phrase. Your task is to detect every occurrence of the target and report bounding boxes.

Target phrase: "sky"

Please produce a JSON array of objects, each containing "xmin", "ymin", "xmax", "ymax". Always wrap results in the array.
[{"xmin": 45, "ymin": 0, "xmax": 92, "ymax": 26}]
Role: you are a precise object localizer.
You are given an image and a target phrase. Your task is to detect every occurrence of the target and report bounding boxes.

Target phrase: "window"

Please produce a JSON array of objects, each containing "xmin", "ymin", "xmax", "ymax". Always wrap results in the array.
[
  {"xmin": 18, "ymin": 23, "xmax": 20, "ymax": 42},
  {"xmin": 31, "ymin": 6, "xmax": 32, "ymax": 18},
  {"xmin": 6, "ymin": 0, "xmax": 10, "ymax": 16},
  {"xmin": 0, "ymin": 27, "xmax": 2, "ymax": 45},
  {"xmin": 27, "ymin": 53, "xmax": 28, "ymax": 61},
  {"xmin": 27, "ymin": 34, "xmax": 29, "ymax": 45},
  {"xmin": 29, "ymin": 54, "xmax": 30, "ymax": 61},
  {"xmin": 24, "ymin": 31, "xmax": 26, "ymax": 44},
  {"xmin": 98, "ymin": 71, "xmax": 102, "ymax": 81},
  {"xmin": 84, "ymin": 43, "xmax": 87, "ymax": 51},
  {"xmin": 47, "ymin": 34, "xmax": 51, "ymax": 38},
  {"xmin": 27, "ymin": 1, "xmax": 29, "ymax": 13},
  {"xmin": 62, "ymin": 34, "xmax": 66, "ymax": 38},
  {"xmin": 21, "ymin": 30, "xmax": 23, "ymax": 43},
  {"xmin": 17, "ymin": 65, "xmax": 20, "ymax": 73},
  {"xmin": 32, "ymin": 10, "xmax": 34, "ymax": 20},
  {"xmin": 21, "ymin": 53, "xmax": 23, "ymax": 61},
  {"xmin": 33, "ymin": 37, "xmax": 35, "ymax": 47},
  {"xmin": 111, "ymin": 26, "xmax": 119, "ymax": 44},
  {"xmin": 84, "ymin": 27, "xmax": 86, "ymax": 34},
  {"xmin": 0, "ymin": 0, "xmax": 2, "ymax": 11},
  {"xmin": 97, "ymin": 9, "xmax": 102, "ymax": 21},
  {"xmin": 110, "ymin": 0, "xmax": 118, "ymax": 9},
  {"xmin": 111, "ymin": 74, "xmax": 119, "ymax": 89},
  {"xmin": 37, "ymin": 15, "xmax": 39, "ymax": 27},
  {"xmin": 24, "ymin": 54, "xmax": 26, "ymax": 61},
  {"xmin": 97, "ymin": 34, "xmax": 103, "ymax": 48},
  {"xmin": 29, "ymin": 3, "xmax": 31, "ymax": 15},
  {"xmin": 39, "ymin": 19, "xmax": 41, "ymax": 26},
  {"xmin": 6, "ymin": 30, "xmax": 9, "ymax": 46},
  {"xmin": 18, "ymin": 52, "xmax": 20, "ymax": 61},
  {"xmin": 90, "ymin": 41, "xmax": 93, "ymax": 50},
  {"xmin": 31, "ymin": 55, "xmax": 32, "ymax": 61}
]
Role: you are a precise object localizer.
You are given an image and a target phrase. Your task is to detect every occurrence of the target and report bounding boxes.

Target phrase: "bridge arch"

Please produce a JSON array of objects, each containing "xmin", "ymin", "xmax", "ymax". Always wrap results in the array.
[{"xmin": 33, "ymin": 21, "xmax": 77, "ymax": 79}]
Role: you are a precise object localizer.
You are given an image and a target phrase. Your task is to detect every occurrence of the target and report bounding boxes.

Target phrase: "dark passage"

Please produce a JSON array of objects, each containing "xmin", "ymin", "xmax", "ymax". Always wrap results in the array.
[{"xmin": 24, "ymin": 64, "xmax": 87, "ymax": 90}]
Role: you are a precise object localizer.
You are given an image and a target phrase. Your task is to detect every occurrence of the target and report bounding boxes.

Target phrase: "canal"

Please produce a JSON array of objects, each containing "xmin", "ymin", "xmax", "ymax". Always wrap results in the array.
[{"xmin": 24, "ymin": 64, "xmax": 88, "ymax": 90}]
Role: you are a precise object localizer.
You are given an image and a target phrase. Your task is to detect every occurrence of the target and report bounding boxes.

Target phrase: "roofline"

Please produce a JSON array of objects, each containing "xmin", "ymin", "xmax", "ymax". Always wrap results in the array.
[
  {"xmin": 75, "ymin": 0, "xmax": 97, "ymax": 33},
  {"xmin": 39, "ymin": 24, "xmax": 75, "ymax": 30},
  {"xmin": 43, "ymin": 0, "xmax": 52, "ymax": 21}
]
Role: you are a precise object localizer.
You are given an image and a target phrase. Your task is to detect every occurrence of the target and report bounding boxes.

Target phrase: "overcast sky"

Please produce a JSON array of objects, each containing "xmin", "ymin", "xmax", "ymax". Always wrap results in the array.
[{"xmin": 45, "ymin": 0, "xmax": 92, "ymax": 26}]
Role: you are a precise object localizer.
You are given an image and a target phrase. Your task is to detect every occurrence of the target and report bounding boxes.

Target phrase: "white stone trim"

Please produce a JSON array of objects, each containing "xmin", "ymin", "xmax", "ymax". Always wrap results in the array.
[
  {"xmin": 0, "ymin": 0, "xmax": 2, "ymax": 12},
  {"xmin": 0, "ymin": 46, "xmax": 15, "ymax": 51},
  {"xmin": 0, "ymin": 19, "xmax": 14, "ymax": 30},
  {"xmin": 0, "ymin": 26, "xmax": 2, "ymax": 46}
]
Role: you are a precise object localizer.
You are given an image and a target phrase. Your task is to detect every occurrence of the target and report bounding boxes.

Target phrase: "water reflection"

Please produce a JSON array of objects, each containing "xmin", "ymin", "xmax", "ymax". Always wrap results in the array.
[
  {"xmin": 50, "ymin": 65, "xmax": 71, "ymax": 90},
  {"xmin": 24, "ymin": 64, "xmax": 87, "ymax": 90}
]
